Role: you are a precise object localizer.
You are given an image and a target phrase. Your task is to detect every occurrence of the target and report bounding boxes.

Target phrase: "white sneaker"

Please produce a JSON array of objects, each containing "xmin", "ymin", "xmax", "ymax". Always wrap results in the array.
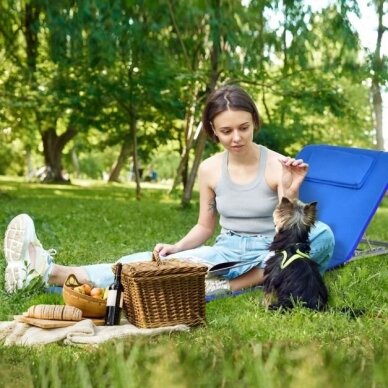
[
  {"xmin": 4, "ymin": 214, "xmax": 55, "ymax": 293},
  {"xmin": 205, "ymin": 278, "xmax": 231, "ymax": 297}
]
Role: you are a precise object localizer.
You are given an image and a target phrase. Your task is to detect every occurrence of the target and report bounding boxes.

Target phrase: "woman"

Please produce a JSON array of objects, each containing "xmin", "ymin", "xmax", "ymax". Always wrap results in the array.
[{"xmin": 4, "ymin": 85, "xmax": 335, "ymax": 295}]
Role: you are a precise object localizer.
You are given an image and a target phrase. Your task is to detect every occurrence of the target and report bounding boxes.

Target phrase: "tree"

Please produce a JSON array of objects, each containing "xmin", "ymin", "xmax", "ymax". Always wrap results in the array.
[
  {"xmin": 86, "ymin": 1, "xmax": 184, "ymax": 199},
  {"xmin": 369, "ymin": 0, "xmax": 387, "ymax": 150},
  {"xmin": 0, "ymin": 0, "xmax": 383, "ymax": 190},
  {"xmin": 0, "ymin": 0, "xmax": 109, "ymax": 182},
  {"xmin": 243, "ymin": 1, "xmax": 372, "ymax": 155},
  {"xmin": 167, "ymin": 0, "xmax": 249, "ymax": 205}
]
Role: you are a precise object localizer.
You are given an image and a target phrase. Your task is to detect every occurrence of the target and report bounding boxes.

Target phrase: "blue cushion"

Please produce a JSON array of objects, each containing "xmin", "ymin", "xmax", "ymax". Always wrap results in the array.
[{"xmin": 306, "ymin": 149, "xmax": 374, "ymax": 189}]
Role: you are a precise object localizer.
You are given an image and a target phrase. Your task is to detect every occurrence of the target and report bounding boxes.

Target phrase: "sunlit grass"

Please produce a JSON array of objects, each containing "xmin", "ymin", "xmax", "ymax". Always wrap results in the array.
[{"xmin": 0, "ymin": 179, "xmax": 387, "ymax": 387}]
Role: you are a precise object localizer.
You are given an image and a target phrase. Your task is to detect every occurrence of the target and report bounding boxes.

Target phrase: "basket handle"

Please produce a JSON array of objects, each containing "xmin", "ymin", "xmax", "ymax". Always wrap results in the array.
[{"xmin": 152, "ymin": 250, "xmax": 162, "ymax": 266}]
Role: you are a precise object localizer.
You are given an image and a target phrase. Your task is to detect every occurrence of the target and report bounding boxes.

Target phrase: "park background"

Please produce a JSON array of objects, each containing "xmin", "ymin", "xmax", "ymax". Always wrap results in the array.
[
  {"xmin": 0, "ymin": 0, "xmax": 387, "ymax": 205},
  {"xmin": 0, "ymin": 1, "xmax": 387, "ymax": 387}
]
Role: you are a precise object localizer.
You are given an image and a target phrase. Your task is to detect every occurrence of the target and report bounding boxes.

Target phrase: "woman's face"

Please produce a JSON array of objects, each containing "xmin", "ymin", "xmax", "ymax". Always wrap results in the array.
[{"xmin": 212, "ymin": 110, "xmax": 254, "ymax": 153}]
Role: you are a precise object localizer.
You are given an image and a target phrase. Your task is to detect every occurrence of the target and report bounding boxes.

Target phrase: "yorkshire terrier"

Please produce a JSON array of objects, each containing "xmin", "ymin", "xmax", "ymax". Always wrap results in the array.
[{"xmin": 263, "ymin": 197, "xmax": 328, "ymax": 311}]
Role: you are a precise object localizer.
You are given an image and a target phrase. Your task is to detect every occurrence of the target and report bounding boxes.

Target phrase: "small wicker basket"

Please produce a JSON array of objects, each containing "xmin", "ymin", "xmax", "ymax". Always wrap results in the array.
[
  {"xmin": 119, "ymin": 251, "xmax": 208, "ymax": 328},
  {"xmin": 63, "ymin": 274, "xmax": 107, "ymax": 318}
]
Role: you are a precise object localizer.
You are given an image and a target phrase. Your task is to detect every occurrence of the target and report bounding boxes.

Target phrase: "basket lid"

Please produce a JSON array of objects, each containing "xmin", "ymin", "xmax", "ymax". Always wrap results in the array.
[{"xmin": 121, "ymin": 251, "xmax": 208, "ymax": 278}]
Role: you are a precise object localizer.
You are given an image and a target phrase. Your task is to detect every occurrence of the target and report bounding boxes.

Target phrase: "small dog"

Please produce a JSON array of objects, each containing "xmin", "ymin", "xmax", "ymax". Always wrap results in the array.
[{"xmin": 263, "ymin": 197, "xmax": 328, "ymax": 311}]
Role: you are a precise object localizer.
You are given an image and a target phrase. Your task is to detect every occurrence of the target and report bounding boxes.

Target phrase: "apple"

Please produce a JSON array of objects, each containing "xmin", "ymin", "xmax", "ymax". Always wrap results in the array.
[
  {"xmin": 81, "ymin": 283, "xmax": 92, "ymax": 295},
  {"xmin": 90, "ymin": 287, "xmax": 104, "ymax": 299}
]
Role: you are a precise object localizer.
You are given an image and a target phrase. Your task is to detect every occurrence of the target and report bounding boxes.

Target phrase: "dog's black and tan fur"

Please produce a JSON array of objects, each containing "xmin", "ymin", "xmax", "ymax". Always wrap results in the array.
[{"xmin": 263, "ymin": 197, "xmax": 328, "ymax": 311}]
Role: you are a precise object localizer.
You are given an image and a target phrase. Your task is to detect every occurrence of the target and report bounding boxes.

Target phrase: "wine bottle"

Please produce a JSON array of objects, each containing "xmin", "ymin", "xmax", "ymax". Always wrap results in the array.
[{"xmin": 104, "ymin": 263, "xmax": 124, "ymax": 325}]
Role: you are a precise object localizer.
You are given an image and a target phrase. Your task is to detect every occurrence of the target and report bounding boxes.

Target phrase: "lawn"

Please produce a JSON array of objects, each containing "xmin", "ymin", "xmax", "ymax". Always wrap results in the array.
[{"xmin": 0, "ymin": 177, "xmax": 387, "ymax": 388}]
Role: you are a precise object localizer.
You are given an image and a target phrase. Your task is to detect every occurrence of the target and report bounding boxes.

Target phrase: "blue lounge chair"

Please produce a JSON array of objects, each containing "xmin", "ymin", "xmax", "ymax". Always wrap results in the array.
[{"xmin": 297, "ymin": 144, "xmax": 388, "ymax": 269}]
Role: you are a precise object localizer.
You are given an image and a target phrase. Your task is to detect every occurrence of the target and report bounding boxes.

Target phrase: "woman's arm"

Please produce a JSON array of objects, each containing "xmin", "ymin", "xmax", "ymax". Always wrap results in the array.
[
  {"xmin": 278, "ymin": 156, "xmax": 309, "ymax": 201},
  {"xmin": 155, "ymin": 161, "xmax": 218, "ymax": 256},
  {"xmin": 266, "ymin": 152, "xmax": 309, "ymax": 202}
]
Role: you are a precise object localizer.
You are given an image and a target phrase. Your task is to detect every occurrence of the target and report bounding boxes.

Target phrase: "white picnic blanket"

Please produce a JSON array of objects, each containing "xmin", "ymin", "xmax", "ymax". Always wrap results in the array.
[{"xmin": 0, "ymin": 319, "xmax": 189, "ymax": 346}]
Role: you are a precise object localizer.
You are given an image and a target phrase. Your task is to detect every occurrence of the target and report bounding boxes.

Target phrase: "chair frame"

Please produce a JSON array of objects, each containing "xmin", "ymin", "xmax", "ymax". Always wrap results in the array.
[{"xmin": 351, "ymin": 237, "xmax": 388, "ymax": 261}]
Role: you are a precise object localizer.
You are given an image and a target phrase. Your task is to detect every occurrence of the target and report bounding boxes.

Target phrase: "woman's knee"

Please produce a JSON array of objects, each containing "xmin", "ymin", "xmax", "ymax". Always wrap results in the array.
[
  {"xmin": 310, "ymin": 221, "xmax": 335, "ymax": 246},
  {"xmin": 310, "ymin": 221, "xmax": 335, "ymax": 274}
]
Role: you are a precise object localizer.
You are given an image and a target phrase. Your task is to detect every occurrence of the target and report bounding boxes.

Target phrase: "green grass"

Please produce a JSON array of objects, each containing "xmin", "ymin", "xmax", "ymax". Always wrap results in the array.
[{"xmin": 0, "ymin": 177, "xmax": 387, "ymax": 388}]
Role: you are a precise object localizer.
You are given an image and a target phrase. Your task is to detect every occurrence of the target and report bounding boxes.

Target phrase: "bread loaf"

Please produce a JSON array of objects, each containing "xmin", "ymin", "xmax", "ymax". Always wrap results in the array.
[{"xmin": 26, "ymin": 305, "xmax": 83, "ymax": 321}]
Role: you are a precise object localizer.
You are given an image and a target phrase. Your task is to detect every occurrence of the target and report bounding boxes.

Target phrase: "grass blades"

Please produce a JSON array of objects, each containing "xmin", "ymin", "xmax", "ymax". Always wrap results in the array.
[{"xmin": 0, "ymin": 178, "xmax": 387, "ymax": 387}]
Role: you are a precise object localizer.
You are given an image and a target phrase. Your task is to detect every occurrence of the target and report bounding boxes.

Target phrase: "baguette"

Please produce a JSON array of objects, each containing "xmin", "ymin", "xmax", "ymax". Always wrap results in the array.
[{"xmin": 26, "ymin": 305, "xmax": 83, "ymax": 321}]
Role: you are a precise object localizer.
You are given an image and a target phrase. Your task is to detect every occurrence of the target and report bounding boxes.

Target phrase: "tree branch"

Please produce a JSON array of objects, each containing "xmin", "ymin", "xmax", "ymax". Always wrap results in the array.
[{"xmin": 167, "ymin": 0, "xmax": 191, "ymax": 70}]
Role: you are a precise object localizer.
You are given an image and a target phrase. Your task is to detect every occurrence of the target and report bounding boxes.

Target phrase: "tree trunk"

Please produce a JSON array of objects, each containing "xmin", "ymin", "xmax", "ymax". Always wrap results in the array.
[
  {"xmin": 372, "ymin": 81, "xmax": 384, "ymax": 150},
  {"xmin": 181, "ymin": 0, "xmax": 221, "ymax": 206},
  {"xmin": 41, "ymin": 127, "xmax": 76, "ymax": 183},
  {"xmin": 181, "ymin": 128, "xmax": 208, "ymax": 206},
  {"xmin": 108, "ymin": 138, "xmax": 132, "ymax": 182},
  {"xmin": 257, "ymin": 4, "xmax": 271, "ymax": 124},
  {"xmin": 71, "ymin": 146, "xmax": 80, "ymax": 178},
  {"xmin": 280, "ymin": 2, "xmax": 289, "ymax": 127},
  {"xmin": 169, "ymin": 87, "xmax": 199, "ymax": 194},
  {"xmin": 25, "ymin": 146, "xmax": 34, "ymax": 180},
  {"xmin": 371, "ymin": 0, "xmax": 385, "ymax": 150},
  {"xmin": 24, "ymin": 2, "xmax": 40, "ymax": 73},
  {"xmin": 167, "ymin": 0, "xmax": 200, "ymax": 194},
  {"xmin": 109, "ymin": 50, "xmax": 141, "ymax": 196},
  {"xmin": 130, "ymin": 116, "xmax": 141, "ymax": 200},
  {"xmin": 107, "ymin": 117, "xmax": 140, "ymax": 199}
]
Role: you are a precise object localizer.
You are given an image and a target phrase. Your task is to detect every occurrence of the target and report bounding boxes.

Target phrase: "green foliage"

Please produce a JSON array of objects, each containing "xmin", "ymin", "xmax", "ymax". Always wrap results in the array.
[
  {"xmin": 147, "ymin": 143, "xmax": 181, "ymax": 181},
  {"xmin": 0, "ymin": 0, "xmax": 383, "ymax": 184},
  {"xmin": 0, "ymin": 140, "xmax": 25, "ymax": 176},
  {"xmin": 0, "ymin": 180, "xmax": 387, "ymax": 387}
]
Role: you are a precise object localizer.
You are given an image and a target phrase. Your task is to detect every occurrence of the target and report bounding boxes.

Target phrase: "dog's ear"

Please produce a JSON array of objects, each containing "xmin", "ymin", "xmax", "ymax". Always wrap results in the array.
[
  {"xmin": 280, "ymin": 197, "xmax": 293, "ymax": 206},
  {"xmin": 304, "ymin": 201, "xmax": 317, "ymax": 224},
  {"xmin": 280, "ymin": 197, "xmax": 294, "ymax": 209}
]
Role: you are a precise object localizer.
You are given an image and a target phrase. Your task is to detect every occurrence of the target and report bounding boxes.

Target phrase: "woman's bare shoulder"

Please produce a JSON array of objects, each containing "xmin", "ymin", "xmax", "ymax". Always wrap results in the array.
[
  {"xmin": 264, "ymin": 147, "xmax": 283, "ymax": 190},
  {"xmin": 199, "ymin": 152, "xmax": 224, "ymax": 187},
  {"xmin": 200, "ymin": 152, "xmax": 224, "ymax": 171},
  {"xmin": 265, "ymin": 148, "xmax": 283, "ymax": 170}
]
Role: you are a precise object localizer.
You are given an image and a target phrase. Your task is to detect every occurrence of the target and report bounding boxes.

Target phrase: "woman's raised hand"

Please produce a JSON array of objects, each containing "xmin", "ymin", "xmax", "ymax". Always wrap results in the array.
[
  {"xmin": 279, "ymin": 157, "xmax": 309, "ymax": 200},
  {"xmin": 154, "ymin": 243, "xmax": 179, "ymax": 257}
]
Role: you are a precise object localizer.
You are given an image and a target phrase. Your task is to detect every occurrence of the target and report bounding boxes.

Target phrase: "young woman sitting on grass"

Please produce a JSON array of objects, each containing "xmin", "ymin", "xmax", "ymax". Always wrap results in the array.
[{"xmin": 4, "ymin": 85, "xmax": 335, "ymax": 296}]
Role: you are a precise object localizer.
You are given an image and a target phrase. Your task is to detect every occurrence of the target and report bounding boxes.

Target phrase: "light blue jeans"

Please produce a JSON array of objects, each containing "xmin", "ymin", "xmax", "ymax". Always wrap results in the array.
[{"xmin": 82, "ymin": 221, "xmax": 335, "ymax": 288}]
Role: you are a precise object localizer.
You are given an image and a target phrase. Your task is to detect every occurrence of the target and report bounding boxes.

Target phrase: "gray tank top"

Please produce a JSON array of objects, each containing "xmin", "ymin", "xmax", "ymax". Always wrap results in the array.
[{"xmin": 215, "ymin": 145, "xmax": 278, "ymax": 237}]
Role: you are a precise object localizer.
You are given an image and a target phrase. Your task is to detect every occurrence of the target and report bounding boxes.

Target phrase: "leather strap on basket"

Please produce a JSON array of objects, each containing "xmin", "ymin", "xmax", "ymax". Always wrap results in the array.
[{"xmin": 152, "ymin": 250, "xmax": 162, "ymax": 266}]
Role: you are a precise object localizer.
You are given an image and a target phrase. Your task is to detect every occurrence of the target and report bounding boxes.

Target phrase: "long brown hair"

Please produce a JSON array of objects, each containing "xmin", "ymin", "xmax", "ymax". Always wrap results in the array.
[{"xmin": 202, "ymin": 85, "xmax": 261, "ymax": 142}]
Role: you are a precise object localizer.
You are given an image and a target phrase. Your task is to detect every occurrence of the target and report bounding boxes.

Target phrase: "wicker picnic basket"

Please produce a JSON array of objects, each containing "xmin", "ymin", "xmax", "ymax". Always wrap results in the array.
[{"xmin": 118, "ymin": 251, "xmax": 208, "ymax": 328}]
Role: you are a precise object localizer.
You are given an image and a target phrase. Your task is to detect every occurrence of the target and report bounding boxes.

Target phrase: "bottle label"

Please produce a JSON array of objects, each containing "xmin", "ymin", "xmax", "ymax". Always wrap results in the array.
[
  {"xmin": 119, "ymin": 293, "xmax": 124, "ymax": 308},
  {"xmin": 107, "ymin": 290, "xmax": 117, "ymax": 306}
]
